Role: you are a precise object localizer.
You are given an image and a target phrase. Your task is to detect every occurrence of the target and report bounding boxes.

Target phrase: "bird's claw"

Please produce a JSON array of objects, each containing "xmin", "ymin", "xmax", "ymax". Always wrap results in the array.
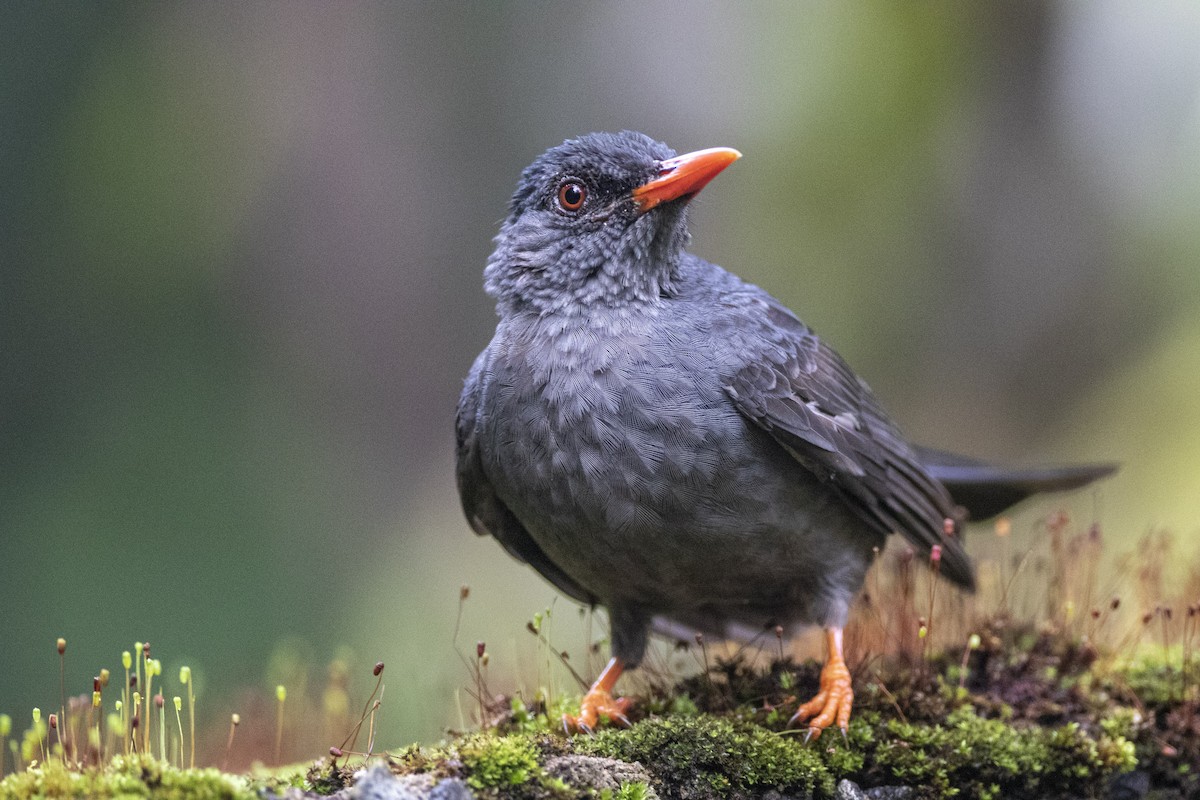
[
  {"xmin": 562, "ymin": 687, "xmax": 631, "ymax": 735},
  {"xmin": 799, "ymin": 723, "xmax": 847, "ymax": 745},
  {"xmin": 789, "ymin": 658, "xmax": 853, "ymax": 740}
]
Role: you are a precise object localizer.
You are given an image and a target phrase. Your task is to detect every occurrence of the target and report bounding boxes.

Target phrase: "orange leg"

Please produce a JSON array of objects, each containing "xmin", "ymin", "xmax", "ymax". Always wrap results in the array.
[
  {"xmin": 789, "ymin": 627, "xmax": 853, "ymax": 739},
  {"xmin": 562, "ymin": 657, "xmax": 631, "ymax": 734}
]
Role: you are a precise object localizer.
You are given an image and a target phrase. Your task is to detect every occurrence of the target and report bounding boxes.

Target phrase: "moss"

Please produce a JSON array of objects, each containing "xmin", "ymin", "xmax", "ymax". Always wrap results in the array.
[
  {"xmin": 576, "ymin": 714, "xmax": 835, "ymax": 800},
  {"xmin": 457, "ymin": 733, "xmax": 542, "ymax": 789},
  {"xmin": 565, "ymin": 684, "xmax": 1133, "ymax": 800},
  {"xmin": 1092, "ymin": 651, "xmax": 1200, "ymax": 795},
  {"xmin": 0, "ymin": 704, "xmax": 1145, "ymax": 800},
  {"xmin": 453, "ymin": 733, "xmax": 585, "ymax": 799},
  {"xmin": 302, "ymin": 758, "xmax": 357, "ymax": 795},
  {"xmin": 0, "ymin": 754, "xmax": 255, "ymax": 800},
  {"xmin": 606, "ymin": 781, "xmax": 653, "ymax": 800},
  {"xmin": 0, "ymin": 624, "xmax": 1184, "ymax": 800},
  {"xmin": 1109, "ymin": 650, "xmax": 1198, "ymax": 708},
  {"xmin": 858, "ymin": 706, "xmax": 1135, "ymax": 800}
]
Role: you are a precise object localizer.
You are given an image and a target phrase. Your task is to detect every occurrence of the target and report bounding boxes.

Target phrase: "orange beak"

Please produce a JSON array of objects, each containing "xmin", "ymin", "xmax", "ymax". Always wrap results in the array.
[{"xmin": 631, "ymin": 147, "xmax": 742, "ymax": 213}]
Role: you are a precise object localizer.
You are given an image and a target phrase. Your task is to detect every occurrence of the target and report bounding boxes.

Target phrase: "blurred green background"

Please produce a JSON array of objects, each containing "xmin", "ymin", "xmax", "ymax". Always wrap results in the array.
[{"xmin": 3, "ymin": 2, "xmax": 1200, "ymax": 755}]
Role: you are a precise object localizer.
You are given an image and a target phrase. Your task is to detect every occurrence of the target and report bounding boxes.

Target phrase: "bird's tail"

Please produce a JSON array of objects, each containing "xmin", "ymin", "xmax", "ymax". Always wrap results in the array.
[{"xmin": 915, "ymin": 445, "xmax": 1117, "ymax": 521}]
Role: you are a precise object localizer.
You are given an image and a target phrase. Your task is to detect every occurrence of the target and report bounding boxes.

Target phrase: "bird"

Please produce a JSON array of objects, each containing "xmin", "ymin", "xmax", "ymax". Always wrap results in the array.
[{"xmin": 455, "ymin": 130, "xmax": 1115, "ymax": 736}]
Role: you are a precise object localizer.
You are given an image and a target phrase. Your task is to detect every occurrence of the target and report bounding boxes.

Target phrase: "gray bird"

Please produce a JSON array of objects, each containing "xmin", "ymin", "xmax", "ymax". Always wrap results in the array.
[{"xmin": 455, "ymin": 131, "xmax": 1114, "ymax": 735}]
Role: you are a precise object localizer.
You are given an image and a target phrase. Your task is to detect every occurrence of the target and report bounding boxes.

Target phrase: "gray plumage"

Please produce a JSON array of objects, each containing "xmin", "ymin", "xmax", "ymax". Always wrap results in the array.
[{"xmin": 456, "ymin": 131, "xmax": 1113, "ymax": 669}]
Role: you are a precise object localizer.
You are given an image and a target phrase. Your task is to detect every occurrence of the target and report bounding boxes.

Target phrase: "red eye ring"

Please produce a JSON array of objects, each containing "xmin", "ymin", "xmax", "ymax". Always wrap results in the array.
[{"xmin": 557, "ymin": 181, "xmax": 586, "ymax": 212}]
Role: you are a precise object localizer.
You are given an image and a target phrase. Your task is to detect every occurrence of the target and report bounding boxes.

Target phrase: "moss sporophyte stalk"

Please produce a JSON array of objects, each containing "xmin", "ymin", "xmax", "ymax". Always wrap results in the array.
[
  {"xmin": 179, "ymin": 665, "xmax": 195, "ymax": 769},
  {"xmin": 0, "ymin": 641, "xmax": 221, "ymax": 777}
]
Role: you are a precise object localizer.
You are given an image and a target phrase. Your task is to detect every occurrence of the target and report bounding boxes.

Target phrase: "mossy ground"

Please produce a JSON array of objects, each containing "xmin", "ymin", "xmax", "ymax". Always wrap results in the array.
[
  {"xmin": 376, "ymin": 612, "xmax": 1197, "ymax": 799},
  {"xmin": 4, "ymin": 522, "xmax": 1198, "ymax": 800},
  {"xmin": 1, "ymin": 622, "xmax": 1196, "ymax": 800}
]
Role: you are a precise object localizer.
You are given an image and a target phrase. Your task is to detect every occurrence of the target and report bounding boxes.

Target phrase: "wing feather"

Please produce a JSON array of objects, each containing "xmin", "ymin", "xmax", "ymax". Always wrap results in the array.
[{"xmin": 722, "ymin": 298, "xmax": 975, "ymax": 590}]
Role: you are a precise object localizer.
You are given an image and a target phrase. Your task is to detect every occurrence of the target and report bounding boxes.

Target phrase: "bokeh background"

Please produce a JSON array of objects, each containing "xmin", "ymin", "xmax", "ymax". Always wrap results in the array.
[{"xmin": 3, "ymin": 1, "xmax": 1200, "ymax": 758}]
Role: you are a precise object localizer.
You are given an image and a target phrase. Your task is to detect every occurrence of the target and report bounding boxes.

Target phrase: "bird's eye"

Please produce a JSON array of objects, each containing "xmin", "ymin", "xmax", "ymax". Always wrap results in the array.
[{"xmin": 557, "ymin": 181, "xmax": 587, "ymax": 212}]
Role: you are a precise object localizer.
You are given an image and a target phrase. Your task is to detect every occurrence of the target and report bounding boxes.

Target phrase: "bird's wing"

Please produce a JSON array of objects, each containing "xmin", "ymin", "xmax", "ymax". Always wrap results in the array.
[
  {"xmin": 456, "ymin": 350, "xmax": 595, "ymax": 605},
  {"xmin": 721, "ymin": 297, "xmax": 975, "ymax": 590}
]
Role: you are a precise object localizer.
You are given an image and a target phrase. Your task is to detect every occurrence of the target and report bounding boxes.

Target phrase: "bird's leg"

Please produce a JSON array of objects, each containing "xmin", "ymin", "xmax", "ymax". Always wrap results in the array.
[
  {"xmin": 562, "ymin": 657, "xmax": 631, "ymax": 733},
  {"xmin": 789, "ymin": 627, "xmax": 853, "ymax": 738}
]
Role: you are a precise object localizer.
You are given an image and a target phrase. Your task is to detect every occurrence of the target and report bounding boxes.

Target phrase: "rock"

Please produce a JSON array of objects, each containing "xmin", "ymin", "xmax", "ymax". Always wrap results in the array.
[
  {"xmin": 1107, "ymin": 770, "xmax": 1150, "ymax": 800},
  {"xmin": 346, "ymin": 764, "xmax": 473, "ymax": 800},
  {"xmin": 833, "ymin": 778, "xmax": 915, "ymax": 800},
  {"xmin": 543, "ymin": 754, "xmax": 657, "ymax": 795},
  {"xmin": 836, "ymin": 779, "xmax": 868, "ymax": 800},
  {"xmin": 426, "ymin": 777, "xmax": 473, "ymax": 800}
]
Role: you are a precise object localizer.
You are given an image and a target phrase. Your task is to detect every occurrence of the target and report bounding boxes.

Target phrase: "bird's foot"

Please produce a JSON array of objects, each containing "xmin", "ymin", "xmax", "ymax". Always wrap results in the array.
[
  {"xmin": 562, "ymin": 687, "xmax": 631, "ymax": 734},
  {"xmin": 788, "ymin": 654, "xmax": 853, "ymax": 740}
]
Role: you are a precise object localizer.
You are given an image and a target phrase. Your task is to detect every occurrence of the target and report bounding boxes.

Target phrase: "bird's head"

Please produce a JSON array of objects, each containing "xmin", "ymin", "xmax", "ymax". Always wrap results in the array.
[{"xmin": 484, "ymin": 131, "xmax": 740, "ymax": 315}]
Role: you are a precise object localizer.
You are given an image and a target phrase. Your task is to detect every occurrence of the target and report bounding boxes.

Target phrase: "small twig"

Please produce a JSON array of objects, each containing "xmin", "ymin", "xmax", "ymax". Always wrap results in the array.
[
  {"xmin": 526, "ymin": 620, "xmax": 588, "ymax": 689},
  {"xmin": 694, "ymin": 633, "xmax": 718, "ymax": 700},
  {"xmin": 870, "ymin": 672, "xmax": 907, "ymax": 725},
  {"xmin": 337, "ymin": 662, "xmax": 385, "ymax": 765}
]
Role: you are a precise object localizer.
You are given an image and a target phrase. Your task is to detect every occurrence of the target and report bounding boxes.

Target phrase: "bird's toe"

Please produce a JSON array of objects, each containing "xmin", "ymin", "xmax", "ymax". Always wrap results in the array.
[
  {"xmin": 788, "ymin": 659, "xmax": 853, "ymax": 739},
  {"xmin": 562, "ymin": 687, "xmax": 631, "ymax": 734}
]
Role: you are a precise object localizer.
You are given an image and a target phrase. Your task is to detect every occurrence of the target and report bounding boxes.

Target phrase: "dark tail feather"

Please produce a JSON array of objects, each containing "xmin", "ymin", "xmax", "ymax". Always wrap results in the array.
[{"xmin": 915, "ymin": 445, "xmax": 1117, "ymax": 521}]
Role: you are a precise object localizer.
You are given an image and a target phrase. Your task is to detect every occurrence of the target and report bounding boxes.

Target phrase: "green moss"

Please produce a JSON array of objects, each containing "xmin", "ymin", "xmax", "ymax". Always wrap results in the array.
[
  {"xmin": 565, "ymin": 697, "xmax": 1132, "ymax": 800},
  {"xmin": 302, "ymin": 759, "xmax": 355, "ymax": 796},
  {"xmin": 597, "ymin": 780, "xmax": 653, "ymax": 800},
  {"xmin": 0, "ymin": 754, "xmax": 255, "ymax": 800},
  {"xmin": 457, "ymin": 733, "xmax": 543, "ymax": 790},
  {"xmin": 616, "ymin": 781, "xmax": 652, "ymax": 800},
  {"xmin": 1110, "ymin": 650, "xmax": 1198, "ymax": 707},
  {"xmin": 860, "ymin": 706, "xmax": 1135, "ymax": 800},
  {"xmin": 0, "ymin": 625, "xmax": 1178, "ymax": 800},
  {"xmin": 576, "ymin": 714, "xmax": 835, "ymax": 800}
]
